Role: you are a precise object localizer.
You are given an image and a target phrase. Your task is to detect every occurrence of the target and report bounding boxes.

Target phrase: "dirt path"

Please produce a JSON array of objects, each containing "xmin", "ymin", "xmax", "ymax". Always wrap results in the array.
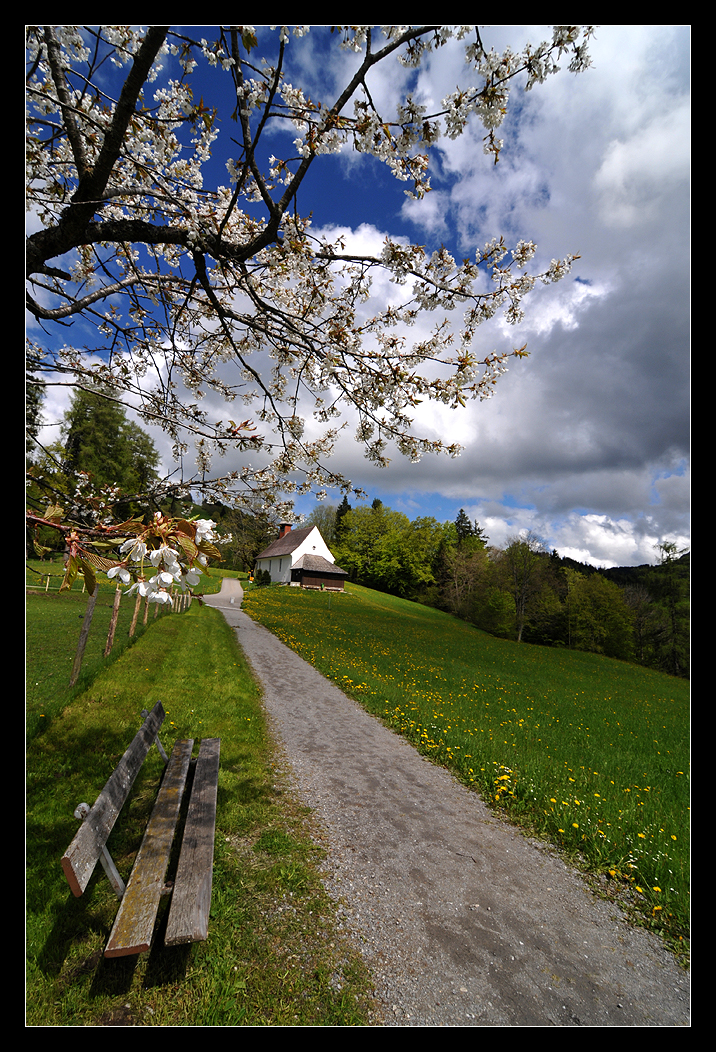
[{"xmin": 204, "ymin": 581, "xmax": 689, "ymax": 1027}]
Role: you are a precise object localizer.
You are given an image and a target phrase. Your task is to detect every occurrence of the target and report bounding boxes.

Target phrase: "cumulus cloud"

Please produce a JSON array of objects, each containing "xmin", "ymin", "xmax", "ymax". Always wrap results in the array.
[
  {"xmin": 33, "ymin": 27, "xmax": 689, "ymax": 568},
  {"xmin": 331, "ymin": 25, "xmax": 690, "ymax": 567}
]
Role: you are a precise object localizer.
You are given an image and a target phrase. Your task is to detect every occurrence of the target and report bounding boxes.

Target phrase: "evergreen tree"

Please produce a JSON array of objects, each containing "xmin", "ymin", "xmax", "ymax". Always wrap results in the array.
[
  {"xmin": 454, "ymin": 509, "xmax": 472, "ymax": 545},
  {"xmin": 60, "ymin": 387, "xmax": 160, "ymax": 517},
  {"xmin": 652, "ymin": 543, "xmax": 690, "ymax": 676},
  {"xmin": 61, "ymin": 388, "xmax": 158, "ymax": 488},
  {"xmin": 454, "ymin": 509, "xmax": 488, "ymax": 550},
  {"xmin": 26, "ymin": 342, "xmax": 46, "ymax": 461},
  {"xmin": 334, "ymin": 495, "xmax": 352, "ymax": 540},
  {"xmin": 26, "ymin": 372, "xmax": 45, "ymax": 460}
]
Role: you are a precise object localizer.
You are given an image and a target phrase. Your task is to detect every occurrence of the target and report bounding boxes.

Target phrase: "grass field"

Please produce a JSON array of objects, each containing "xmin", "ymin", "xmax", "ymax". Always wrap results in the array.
[
  {"xmin": 243, "ymin": 583, "xmax": 690, "ymax": 951},
  {"xmin": 26, "ymin": 563, "xmax": 689, "ymax": 1024},
  {"xmin": 26, "ymin": 577, "xmax": 374, "ymax": 1026},
  {"xmin": 26, "ymin": 558, "xmax": 246, "ymax": 741}
]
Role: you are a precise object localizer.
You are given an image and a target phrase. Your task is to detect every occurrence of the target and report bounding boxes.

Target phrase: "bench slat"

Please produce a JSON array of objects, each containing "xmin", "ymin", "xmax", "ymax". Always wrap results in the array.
[
  {"xmin": 104, "ymin": 738, "xmax": 194, "ymax": 958},
  {"xmin": 165, "ymin": 738, "xmax": 221, "ymax": 946},
  {"xmin": 61, "ymin": 702, "xmax": 166, "ymax": 896}
]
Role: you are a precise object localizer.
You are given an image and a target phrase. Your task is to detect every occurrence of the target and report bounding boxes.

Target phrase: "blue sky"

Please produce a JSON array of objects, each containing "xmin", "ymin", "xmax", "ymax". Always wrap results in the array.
[{"xmin": 30, "ymin": 26, "xmax": 690, "ymax": 567}]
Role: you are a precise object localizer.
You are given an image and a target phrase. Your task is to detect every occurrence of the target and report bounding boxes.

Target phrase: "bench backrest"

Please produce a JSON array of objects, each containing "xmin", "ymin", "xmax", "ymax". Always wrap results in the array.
[{"xmin": 61, "ymin": 701, "xmax": 166, "ymax": 896}]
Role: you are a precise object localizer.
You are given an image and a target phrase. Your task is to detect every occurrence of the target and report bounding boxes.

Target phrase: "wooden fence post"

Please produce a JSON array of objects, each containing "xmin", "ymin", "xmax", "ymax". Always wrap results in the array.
[
  {"xmin": 129, "ymin": 593, "xmax": 142, "ymax": 637},
  {"xmin": 69, "ymin": 585, "xmax": 99, "ymax": 686},
  {"xmin": 104, "ymin": 585, "xmax": 122, "ymax": 657}
]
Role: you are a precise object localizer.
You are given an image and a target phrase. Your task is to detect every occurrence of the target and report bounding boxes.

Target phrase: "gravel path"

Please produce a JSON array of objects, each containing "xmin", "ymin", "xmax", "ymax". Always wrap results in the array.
[{"xmin": 204, "ymin": 581, "xmax": 689, "ymax": 1027}]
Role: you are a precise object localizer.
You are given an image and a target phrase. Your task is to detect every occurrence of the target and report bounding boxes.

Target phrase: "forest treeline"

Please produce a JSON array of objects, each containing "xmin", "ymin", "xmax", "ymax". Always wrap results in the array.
[
  {"xmin": 308, "ymin": 498, "xmax": 690, "ymax": 679},
  {"xmin": 27, "ymin": 387, "xmax": 688, "ymax": 679}
]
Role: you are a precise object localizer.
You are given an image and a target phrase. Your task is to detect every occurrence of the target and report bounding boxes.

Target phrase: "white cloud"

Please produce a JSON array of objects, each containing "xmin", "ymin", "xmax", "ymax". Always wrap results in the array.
[
  {"xmin": 401, "ymin": 190, "xmax": 449, "ymax": 236},
  {"xmin": 30, "ymin": 27, "xmax": 689, "ymax": 568},
  {"xmin": 594, "ymin": 103, "xmax": 690, "ymax": 227}
]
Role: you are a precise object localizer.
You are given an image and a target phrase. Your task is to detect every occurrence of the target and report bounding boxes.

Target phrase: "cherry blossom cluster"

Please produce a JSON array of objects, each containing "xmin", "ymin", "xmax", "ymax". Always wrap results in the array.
[
  {"xmin": 107, "ymin": 513, "xmax": 228, "ymax": 604},
  {"xmin": 26, "ymin": 26, "xmax": 595, "ymax": 514}
]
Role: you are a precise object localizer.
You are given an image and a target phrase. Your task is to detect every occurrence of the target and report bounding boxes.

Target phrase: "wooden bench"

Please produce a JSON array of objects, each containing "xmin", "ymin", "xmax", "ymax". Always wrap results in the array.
[{"xmin": 61, "ymin": 701, "xmax": 220, "ymax": 958}]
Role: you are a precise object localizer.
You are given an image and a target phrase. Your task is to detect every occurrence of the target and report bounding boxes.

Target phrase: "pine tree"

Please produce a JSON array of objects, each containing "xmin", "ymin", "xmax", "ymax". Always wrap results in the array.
[
  {"xmin": 454, "ymin": 509, "xmax": 488, "ymax": 550},
  {"xmin": 60, "ymin": 387, "xmax": 160, "ymax": 517},
  {"xmin": 335, "ymin": 495, "xmax": 352, "ymax": 540}
]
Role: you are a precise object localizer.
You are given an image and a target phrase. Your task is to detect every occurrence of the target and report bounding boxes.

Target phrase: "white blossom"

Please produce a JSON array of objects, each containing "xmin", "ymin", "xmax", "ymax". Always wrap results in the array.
[
  {"xmin": 26, "ymin": 25, "xmax": 593, "ymax": 512},
  {"xmin": 107, "ymin": 565, "xmax": 131, "ymax": 584}
]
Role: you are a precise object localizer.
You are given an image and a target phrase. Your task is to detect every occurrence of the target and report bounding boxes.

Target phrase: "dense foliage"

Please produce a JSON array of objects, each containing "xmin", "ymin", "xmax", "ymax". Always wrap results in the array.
[
  {"xmin": 314, "ymin": 500, "xmax": 689, "ymax": 677},
  {"xmin": 29, "ymin": 387, "xmax": 161, "ymax": 521}
]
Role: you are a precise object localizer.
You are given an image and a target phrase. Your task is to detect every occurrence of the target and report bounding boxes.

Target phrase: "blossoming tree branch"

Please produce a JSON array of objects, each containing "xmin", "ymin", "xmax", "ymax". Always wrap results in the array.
[
  {"xmin": 28, "ymin": 495, "xmax": 226, "ymax": 601},
  {"xmin": 26, "ymin": 25, "xmax": 593, "ymax": 580}
]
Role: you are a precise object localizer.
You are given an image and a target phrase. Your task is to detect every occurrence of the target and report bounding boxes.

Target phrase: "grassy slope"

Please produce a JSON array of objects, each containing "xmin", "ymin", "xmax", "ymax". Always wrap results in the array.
[
  {"xmin": 26, "ymin": 586, "xmax": 374, "ymax": 1026},
  {"xmin": 243, "ymin": 582, "xmax": 690, "ymax": 951},
  {"xmin": 25, "ymin": 558, "xmax": 244, "ymax": 741}
]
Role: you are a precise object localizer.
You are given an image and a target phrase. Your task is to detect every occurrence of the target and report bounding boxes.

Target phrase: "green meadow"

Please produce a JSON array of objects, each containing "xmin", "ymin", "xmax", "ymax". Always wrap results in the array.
[
  {"xmin": 26, "ymin": 563, "xmax": 688, "ymax": 1025},
  {"xmin": 243, "ymin": 583, "xmax": 690, "ymax": 950},
  {"xmin": 26, "ymin": 571, "xmax": 373, "ymax": 1026}
]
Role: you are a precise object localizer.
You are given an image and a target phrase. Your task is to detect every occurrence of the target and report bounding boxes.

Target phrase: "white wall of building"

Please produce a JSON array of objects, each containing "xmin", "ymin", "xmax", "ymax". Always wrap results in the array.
[{"xmin": 255, "ymin": 527, "xmax": 335, "ymax": 583}]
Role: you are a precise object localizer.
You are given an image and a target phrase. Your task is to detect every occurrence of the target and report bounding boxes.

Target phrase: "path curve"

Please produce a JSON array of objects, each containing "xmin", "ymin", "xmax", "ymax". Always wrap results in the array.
[{"xmin": 204, "ymin": 581, "xmax": 689, "ymax": 1027}]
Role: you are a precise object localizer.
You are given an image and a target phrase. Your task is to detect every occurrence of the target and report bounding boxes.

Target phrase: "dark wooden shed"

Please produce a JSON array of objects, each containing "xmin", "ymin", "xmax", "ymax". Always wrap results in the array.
[{"xmin": 289, "ymin": 554, "xmax": 348, "ymax": 590}]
